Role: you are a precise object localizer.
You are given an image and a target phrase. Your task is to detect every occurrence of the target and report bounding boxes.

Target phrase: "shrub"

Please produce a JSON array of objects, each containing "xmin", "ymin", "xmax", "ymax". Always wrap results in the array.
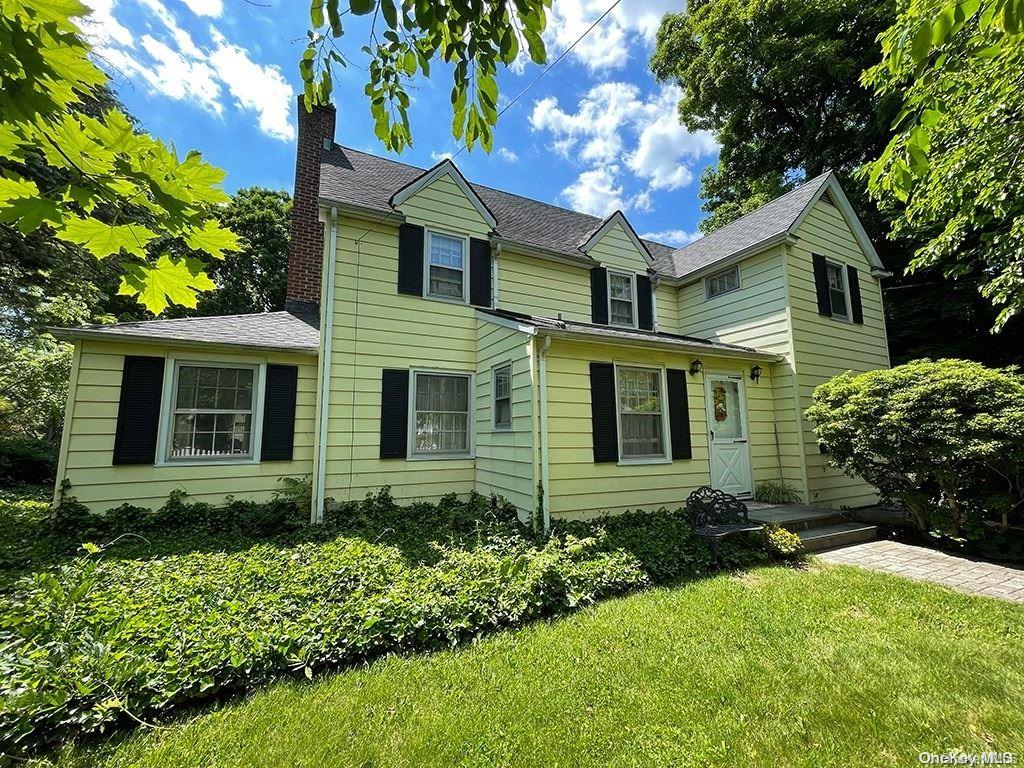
[
  {"xmin": 754, "ymin": 480, "xmax": 802, "ymax": 505},
  {"xmin": 763, "ymin": 525, "xmax": 804, "ymax": 561},
  {"xmin": 0, "ymin": 490, "xmax": 780, "ymax": 759},
  {"xmin": 807, "ymin": 359, "xmax": 1024, "ymax": 545},
  {"xmin": 0, "ymin": 437, "xmax": 57, "ymax": 487}
]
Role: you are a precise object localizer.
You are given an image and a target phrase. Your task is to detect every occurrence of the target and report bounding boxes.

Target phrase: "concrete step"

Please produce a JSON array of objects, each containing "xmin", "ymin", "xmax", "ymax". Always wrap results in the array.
[
  {"xmin": 750, "ymin": 509, "xmax": 847, "ymax": 532},
  {"xmin": 798, "ymin": 522, "xmax": 877, "ymax": 553}
]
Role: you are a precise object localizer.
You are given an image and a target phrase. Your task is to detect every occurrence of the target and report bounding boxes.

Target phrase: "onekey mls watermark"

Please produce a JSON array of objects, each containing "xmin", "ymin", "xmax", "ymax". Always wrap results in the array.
[{"xmin": 919, "ymin": 753, "xmax": 1016, "ymax": 765}]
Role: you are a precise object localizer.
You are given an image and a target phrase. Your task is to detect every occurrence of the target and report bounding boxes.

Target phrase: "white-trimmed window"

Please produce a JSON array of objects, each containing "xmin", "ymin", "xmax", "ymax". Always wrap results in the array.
[
  {"xmin": 426, "ymin": 230, "xmax": 466, "ymax": 300},
  {"xmin": 826, "ymin": 262, "xmax": 850, "ymax": 320},
  {"xmin": 608, "ymin": 271, "xmax": 636, "ymax": 327},
  {"xmin": 616, "ymin": 366, "xmax": 666, "ymax": 459},
  {"xmin": 168, "ymin": 363, "xmax": 256, "ymax": 460},
  {"xmin": 492, "ymin": 363, "xmax": 512, "ymax": 430},
  {"xmin": 705, "ymin": 266, "xmax": 740, "ymax": 298},
  {"xmin": 411, "ymin": 371, "xmax": 472, "ymax": 456}
]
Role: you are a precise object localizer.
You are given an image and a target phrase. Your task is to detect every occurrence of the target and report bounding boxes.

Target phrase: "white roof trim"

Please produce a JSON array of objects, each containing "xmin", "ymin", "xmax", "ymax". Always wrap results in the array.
[
  {"xmin": 389, "ymin": 158, "xmax": 498, "ymax": 229},
  {"xmin": 788, "ymin": 173, "xmax": 884, "ymax": 270},
  {"xmin": 577, "ymin": 210, "xmax": 653, "ymax": 266},
  {"xmin": 474, "ymin": 309, "xmax": 537, "ymax": 335}
]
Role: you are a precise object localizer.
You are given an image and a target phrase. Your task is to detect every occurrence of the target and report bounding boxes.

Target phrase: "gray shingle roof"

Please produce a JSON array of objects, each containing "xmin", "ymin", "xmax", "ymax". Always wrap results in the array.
[
  {"xmin": 478, "ymin": 308, "xmax": 781, "ymax": 360},
  {"xmin": 49, "ymin": 311, "xmax": 319, "ymax": 353},
  {"xmin": 656, "ymin": 172, "xmax": 833, "ymax": 278},
  {"xmin": 319, "ymin": 145, "xmax": 677, "ymax": 269}
]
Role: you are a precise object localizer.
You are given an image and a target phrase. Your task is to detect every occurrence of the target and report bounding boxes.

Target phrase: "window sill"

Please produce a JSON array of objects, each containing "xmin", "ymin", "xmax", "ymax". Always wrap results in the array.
[
  {"xmin": 423, "ymin": 293, "xmax": 468, "ymax": 307},
  {"xmin": 616, "ymin": 457, "xmax": 672, "ymax": 467},
  {"xmin": 155, "ymin": 458, "xmax": 260, "ymax": 467},
  {"xmin": 492, "ymin": 426, "xmax": 513, "ymax": 433},
  {"xmin": 407, "ymin": 453, "xmax": 475, "ymax": 462},
  {"xmin": 829, "ymin": 314, "xmax": 853, "ymax": 324}
]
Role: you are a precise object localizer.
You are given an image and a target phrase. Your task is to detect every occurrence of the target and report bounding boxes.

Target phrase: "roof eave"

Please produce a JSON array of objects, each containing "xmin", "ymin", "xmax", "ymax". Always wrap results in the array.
[
  {"xmin": 317, "ymin": 197, "xmax": 405, "ymax": 224},
  {"xmin": 47, "ymin": 327, "xmax": 319, "ymax": 356},
  {"xmin": 535, "ymin": 327, "xmax": 782, "ymax": 362},
  {"xmin": 494, "ymin": 237, "xmax": 597, "ymax": 269}
]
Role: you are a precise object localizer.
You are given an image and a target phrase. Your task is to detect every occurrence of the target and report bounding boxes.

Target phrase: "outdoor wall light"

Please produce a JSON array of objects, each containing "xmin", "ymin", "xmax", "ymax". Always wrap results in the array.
[
  {"xmin": 750, "ymin": 364, "xmax": 762, "ymax": 383},
  {"xmin": 689, "ymin": 359, "xmax": 704, "ymax": 376}
]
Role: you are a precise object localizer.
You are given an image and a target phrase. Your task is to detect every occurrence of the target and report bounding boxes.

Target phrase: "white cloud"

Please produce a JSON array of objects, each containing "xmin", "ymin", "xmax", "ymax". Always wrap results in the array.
[
  {"xmin": 544, "ymin": 0, "xmax": 681, "ymax": 72},
  {"xmin": 496, "ymin": 146, "xmax": 519, "ymax": 163},
  {"xmin": 181, "ymin": 0, "xmax": 222, "ymax": 17},
  {"xmin": 84, "ymin": 0, "xmax": 294, "ymax": 141},
  {"xmin": 430, "ymin": 150, "xmax": 454, "ymax": 163},
  {"xmin": 640, "ymin": 229, "xmax": 702, "ymax": 248},
  {"xmin": 562, "ymin": 166, "xmax": 625, "ymax": 217},
  {"xmin": 208, "ymin": 29, "xmax": 294, "ymax": 140},
  {"xmin": 529, "ymin": 82, "xmax": 718, "ymax": 214}
]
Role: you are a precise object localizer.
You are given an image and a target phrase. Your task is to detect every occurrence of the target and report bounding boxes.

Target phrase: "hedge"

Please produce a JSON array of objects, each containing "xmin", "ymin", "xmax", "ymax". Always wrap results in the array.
[{"xmin": 0, "ymin": 488, "xmax": 798, "ymax": 759}]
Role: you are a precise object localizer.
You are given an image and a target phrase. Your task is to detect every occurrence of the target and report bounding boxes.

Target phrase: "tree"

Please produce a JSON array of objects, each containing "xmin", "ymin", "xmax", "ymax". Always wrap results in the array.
[
  {"xmin": 807, "ymin": 359, "xmax": 1024, "ymax": 539},
  {"xmin": 301, "ymin": 0, "xmax": 550, "ymax": 153},
  {"xmin": 650, "ymin": 0, "xmax": 900, "ymax": 230},
  {"xmin": 0, "ymin": 0, "xmax": 239, "ymax": 316},
  {"xmin": 861, "ymin": 0, "xmax": 1024, "ymax": 330},
  {"xmin": 649, "ymin": 0, "xmax": 1024, "ymax": 366},
  {"xmin": 173, "ymin": 188, "xmax": 291, "ymax": 318},
  {"xmin": 0, "ymin": 335, "xmax": 71, "ymax": 444}
]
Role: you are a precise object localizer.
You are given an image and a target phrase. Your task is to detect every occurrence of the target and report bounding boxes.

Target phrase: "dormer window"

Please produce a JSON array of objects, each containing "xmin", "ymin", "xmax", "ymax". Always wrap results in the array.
[
  {"xmin": 425, "ymin": 230, "xmax": 466, "ymax": 301},
  {"xmin": 826, "ymin": 262, "xmax": 850, "ymax": 320},
  {"xmin": 608, "ymin": 271, "xmax": 636, "ymax": 327}
]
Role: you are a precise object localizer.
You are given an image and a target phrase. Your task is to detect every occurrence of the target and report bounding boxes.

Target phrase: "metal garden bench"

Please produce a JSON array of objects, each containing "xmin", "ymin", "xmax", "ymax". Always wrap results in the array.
[{"xmin": 685, "ymin": 486, "xmax": 764, "ymax": 565}]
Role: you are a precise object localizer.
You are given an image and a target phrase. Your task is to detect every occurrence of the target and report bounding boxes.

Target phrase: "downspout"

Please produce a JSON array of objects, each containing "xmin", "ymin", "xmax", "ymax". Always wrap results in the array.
[
  {"xmin": 538, "ymin": 335, "xmax": 552, "ymax": 535},
  {"xmin": 650, "ymin": 274, "xmax": 660, "ymax": 333},
  {"xmin": 313, "ymin": 206, "xmax": 338, "ymax": 523},
  {"xmin": 492, "ymin": 239, "xmax": 501, "ymax": 307}
]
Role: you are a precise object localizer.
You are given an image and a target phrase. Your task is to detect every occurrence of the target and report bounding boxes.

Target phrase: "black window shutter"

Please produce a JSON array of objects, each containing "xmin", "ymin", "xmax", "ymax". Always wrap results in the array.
[
  {"xmin": 666, "ymin": 368, "xmax": 692, "ymax": 460},
  {"xmin": 261, "ymin": 364, "xmax": 298, "ymax": 461},
  {"xmin": 589, "ymin": 362, "xmax": 618, "ymax": 463},
  {"xmin": 812, "ymin": 254, "xmax": 832, "ymax": 316},
  {"xmin": 112, "ymin": 356, "xmax": 164, "ymax": 466},
  {"xmin": 637, "ymin": 274, "xmax": 654, "ymax": 331},
  {"xmin": 379, "ymin": 369, "xmax": 409, "ymax": 459},
  {"xmin": 590, "ymin": 267, "xmax": 608, "ymax": 325},
  {"xmin": 397, "ymin": 223, "xmax": 424, "ymax": 296},
  {"xmin": 847, "ymin": 265, "xmax": 864, "ymax": 324},
  {"xmin": 469, "ymin": 237, "xmax": 492, "ymax": 307}
]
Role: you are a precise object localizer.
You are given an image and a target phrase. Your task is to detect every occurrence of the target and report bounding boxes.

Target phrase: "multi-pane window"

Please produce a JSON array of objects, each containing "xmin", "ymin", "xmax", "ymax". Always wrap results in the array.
[
  {"xmin": 617, "ymin": 366, "xmax": 665, "ymax": 459},
  {"xmin": 705, "ymin": 266, "xmax": 740, "ymax": 298},
  {"xmin": 170, "ymin": 365, "xmax": 254, "ymax": 460},
  {"xmin": 413, "ymin": 372, "xmax": 471, "ymax": 455},
  {"xmin": 427, "ymin": 231, "xmax": 465, "ymax": 300},
  {"xmin": 826, "ymin": 263, "xmax": 849, "ymax": 319},
  {"xmin": 493, "ymin": 364, "xmax": 512, "ymax": 430},
  {"xmin": 609, "ymin": 272, "xmax": 635, "ymax": 327}
]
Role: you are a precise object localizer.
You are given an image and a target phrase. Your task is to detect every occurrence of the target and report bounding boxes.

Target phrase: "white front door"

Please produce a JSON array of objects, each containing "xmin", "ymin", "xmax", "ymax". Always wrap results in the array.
[{"xmin": 705, "ymin": 374, "xmax": 753, "ymax": 498}]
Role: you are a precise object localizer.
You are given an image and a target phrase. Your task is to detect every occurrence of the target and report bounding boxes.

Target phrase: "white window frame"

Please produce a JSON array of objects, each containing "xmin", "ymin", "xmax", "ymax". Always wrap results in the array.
[
  {"xmin": 704, "ymin": 265, "xmax": 741, "ymax": 299},
  {"xmin": 423, "ymin": 228, "xmax": 469, "ymax": 304},
  {"xmin": 613, "ymin": 363, "xmax": 672, "ymax": 465},
  {"xmin": 492, "ymin": 362, "xmax": 513, "ymax": 431},
  {"xmin": 825, "ymin": 260, "xmax": 853, "ymax": 322},
  {"xmin": 607, "ymin": 270, "xmax": 638, "ymax": 329},
  {"xmin": 407, "ymin": 368, "xmax": 475, "ymax": 460},
  {"xmin": 156, "ymin": 357, "xmax": 265, "ymax": 466}
]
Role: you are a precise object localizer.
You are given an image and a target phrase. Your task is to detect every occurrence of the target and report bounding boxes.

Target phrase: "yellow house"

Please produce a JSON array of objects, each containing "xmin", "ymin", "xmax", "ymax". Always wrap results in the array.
[{"xmin": 51, "ymin": 102, "xmax": 891, "ymax": 525}]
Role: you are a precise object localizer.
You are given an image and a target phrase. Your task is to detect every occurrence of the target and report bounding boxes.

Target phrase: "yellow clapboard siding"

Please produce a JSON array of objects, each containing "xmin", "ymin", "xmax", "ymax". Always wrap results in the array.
[{"xmin": 58, "ymin": 340, "xmax": 317, "ymax": 512}]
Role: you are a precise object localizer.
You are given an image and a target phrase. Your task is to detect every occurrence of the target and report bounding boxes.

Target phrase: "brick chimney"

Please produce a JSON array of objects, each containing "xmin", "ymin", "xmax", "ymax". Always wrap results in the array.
[{"xmin": 286, "ymin": 96, "xmax": 336, "ymax": 324}]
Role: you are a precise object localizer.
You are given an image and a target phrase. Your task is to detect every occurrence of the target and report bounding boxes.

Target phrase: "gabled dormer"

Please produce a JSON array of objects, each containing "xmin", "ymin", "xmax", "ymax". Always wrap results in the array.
[
  {"xmin": 390, "ymin": 159, "xmax": 496, "ymax": 309},
  {"xmin": 580, "ymin": 210, "xmax": 656, "ymax": 332}
]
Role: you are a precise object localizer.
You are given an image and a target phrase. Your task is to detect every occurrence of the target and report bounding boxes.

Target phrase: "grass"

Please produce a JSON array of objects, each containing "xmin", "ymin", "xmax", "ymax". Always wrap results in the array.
[{"xmin": 35, "ymin": 563, "xmax": 1024, "ymax": 768}]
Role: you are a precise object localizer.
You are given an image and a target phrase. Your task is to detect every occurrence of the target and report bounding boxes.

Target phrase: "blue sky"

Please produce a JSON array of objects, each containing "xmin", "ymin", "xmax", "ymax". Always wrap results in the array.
[{"xmin": 83, "ymin": 0, "xmax": 717, "ymax": 247}]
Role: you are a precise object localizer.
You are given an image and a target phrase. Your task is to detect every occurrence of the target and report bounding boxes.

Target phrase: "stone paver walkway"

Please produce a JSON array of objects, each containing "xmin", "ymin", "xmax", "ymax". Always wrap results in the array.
[{"xmin": 819, "ymin": 539, "xmax": 1024, "ymax": 603}]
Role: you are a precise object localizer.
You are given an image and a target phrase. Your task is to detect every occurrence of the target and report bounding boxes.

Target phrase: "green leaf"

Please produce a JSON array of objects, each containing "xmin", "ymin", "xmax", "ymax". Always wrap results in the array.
[
  {"xmin": 184, "ymin": 219, "xmax": 240, "ymax": 259},
  {"xmin": 310, "ymin": 0, "xmax": 324, "ymax": 27},
  {"xmin": 911, "ymin": 22, "xmax": 933, "ymax": 63},
  {"xmin": 932, "ymin": 5, "xmax": 955, "ymax": 44},
  {"xmin": 349, "ymin": 0, "xmax": 373, "ymax": 15},
  {"xmin": 118, "ymin": 254, "xmax": 216, "ymax": 314},
  {"xmin": 59, "ymin": 217, "xmax": 157, "ymax": 259},
  {"xmin": 381, "ymin": 0, "xmax": 398, "ymax": 28}
]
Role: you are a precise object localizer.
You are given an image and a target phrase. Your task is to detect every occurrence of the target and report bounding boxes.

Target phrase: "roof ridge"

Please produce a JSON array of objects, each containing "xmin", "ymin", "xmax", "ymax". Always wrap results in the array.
[{"xmin": 672, "ymin": 170, "xmax": 833, "ymax": 256}]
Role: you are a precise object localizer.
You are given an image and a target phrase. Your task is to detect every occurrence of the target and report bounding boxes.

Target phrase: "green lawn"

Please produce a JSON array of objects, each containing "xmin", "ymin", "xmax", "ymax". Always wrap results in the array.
[{"xmin": 39, "ymin": 564, "xmax": 1024, "ymax": 768}]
